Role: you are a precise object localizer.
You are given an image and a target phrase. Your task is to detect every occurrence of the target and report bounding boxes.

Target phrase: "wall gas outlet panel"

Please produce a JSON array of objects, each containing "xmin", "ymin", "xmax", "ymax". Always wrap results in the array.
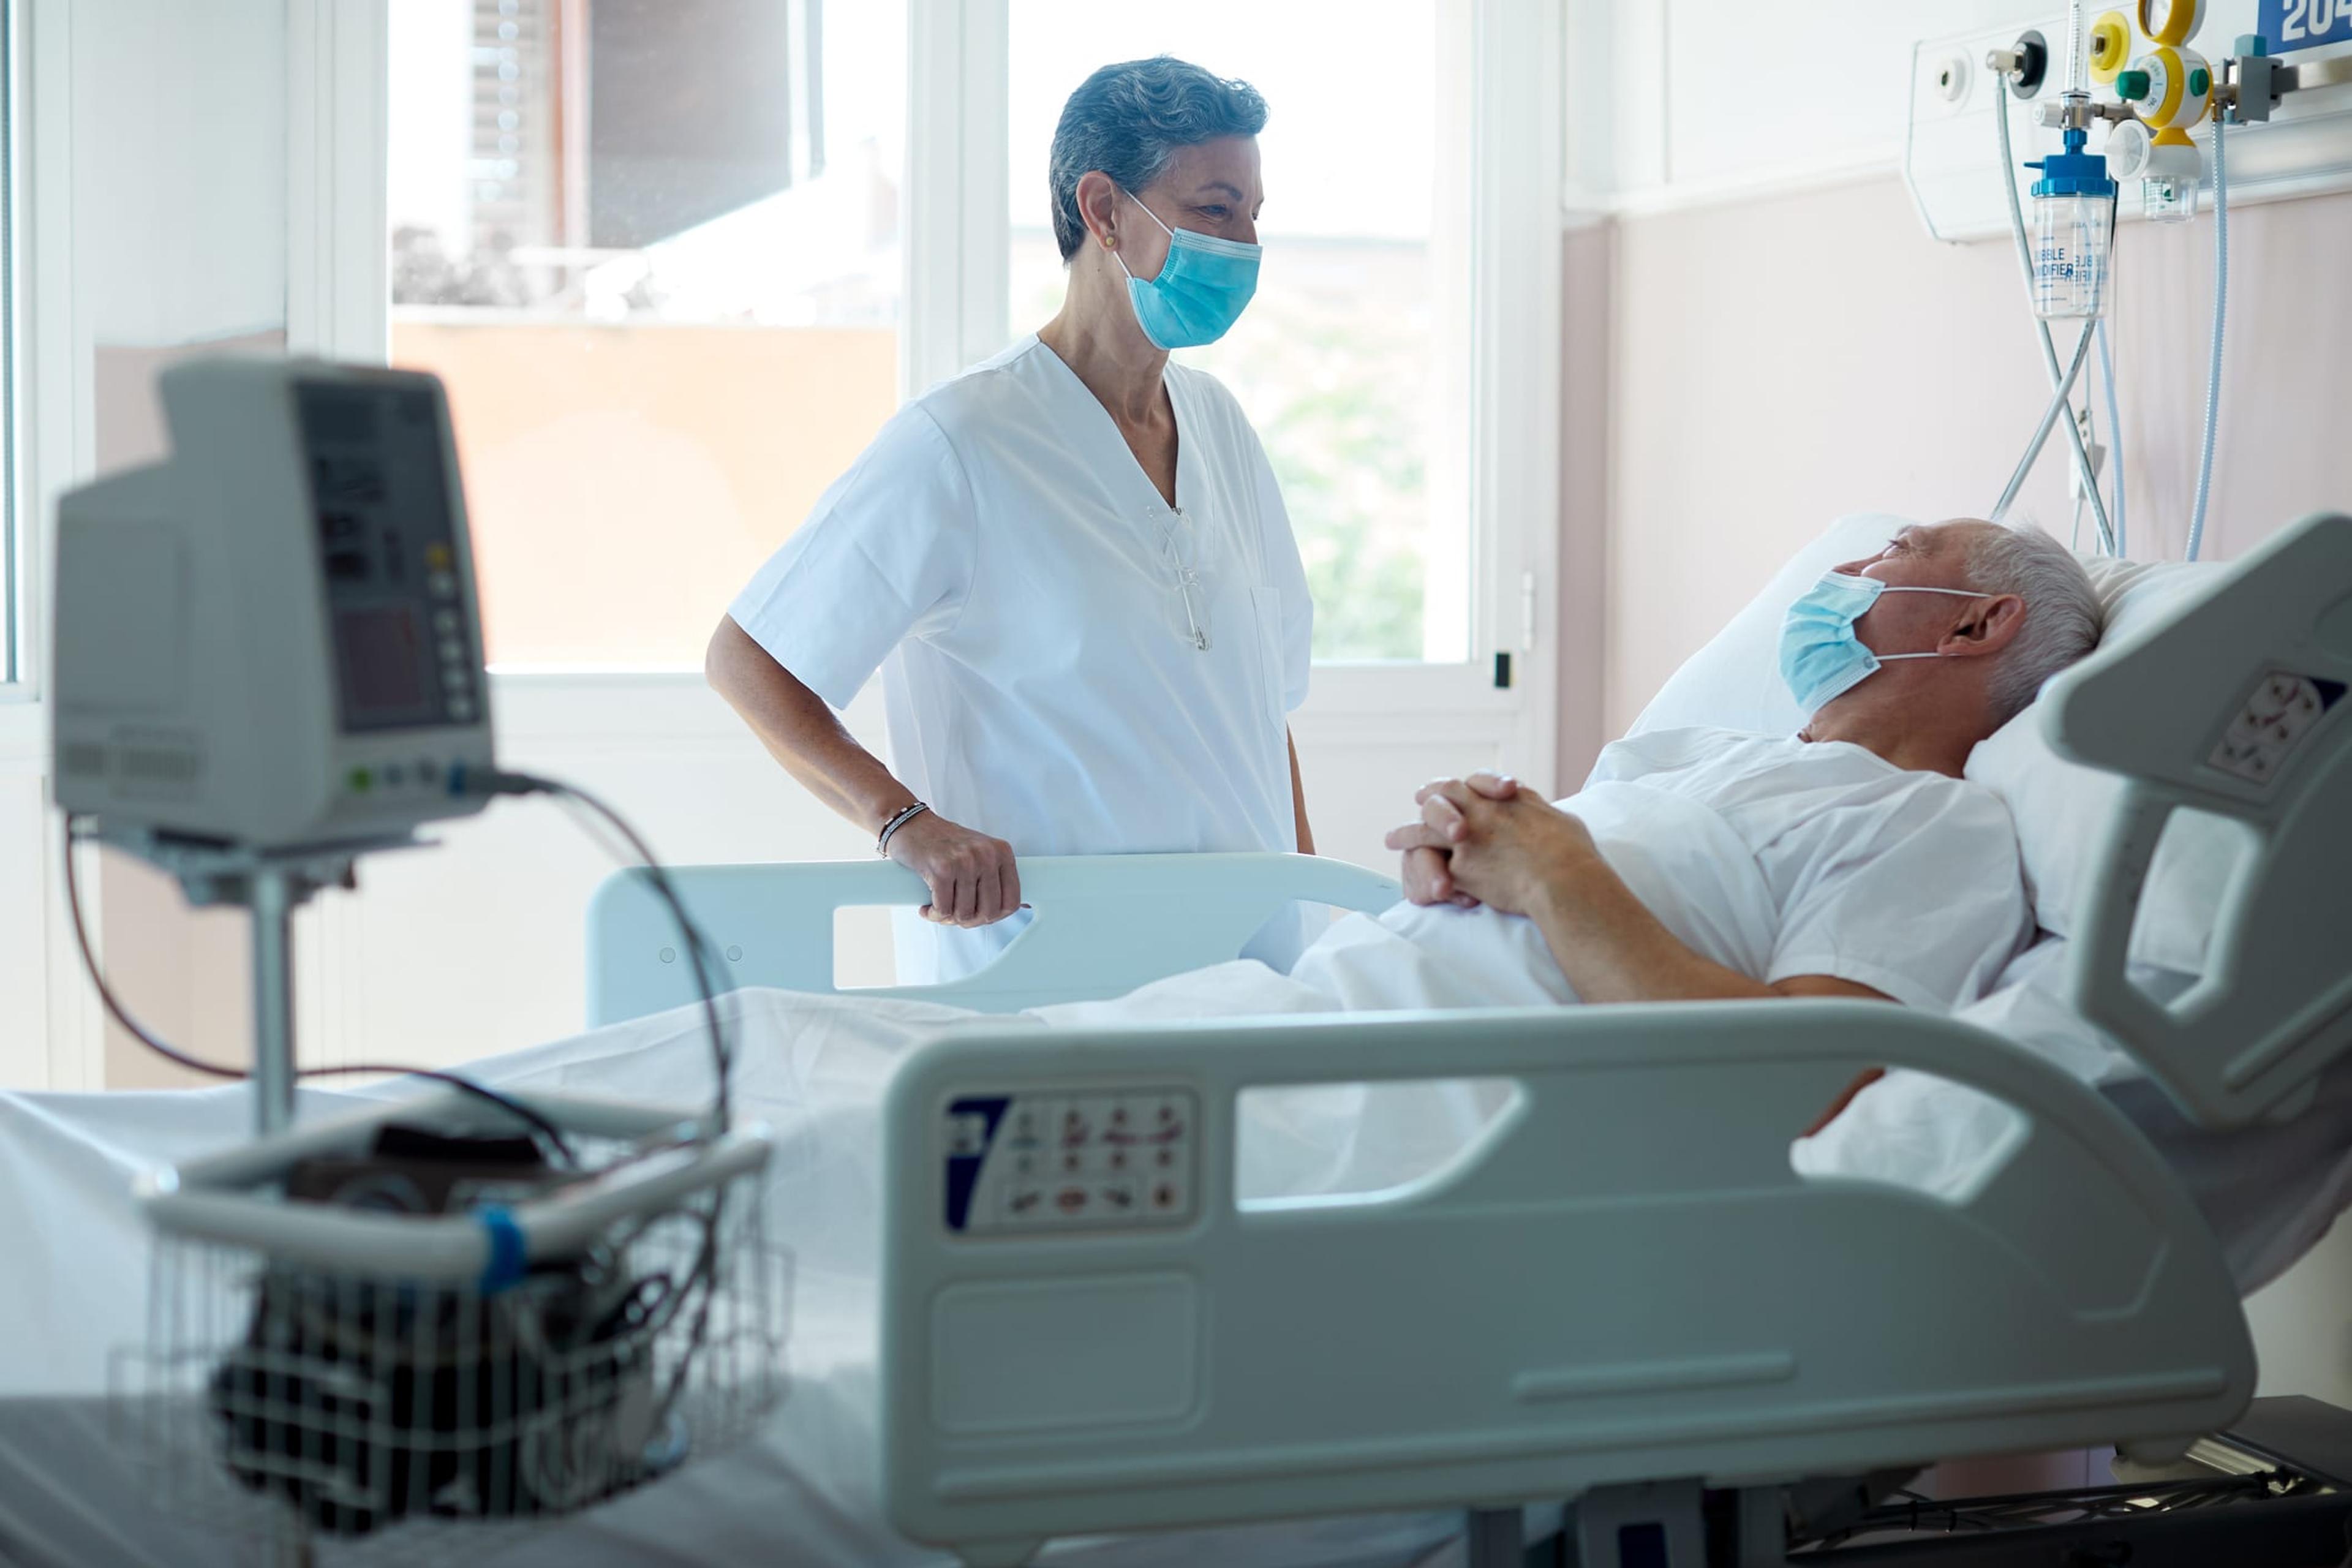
[{"xmin": 1906, "ymin": 8, "xmax": 2352, "ymax": 244}]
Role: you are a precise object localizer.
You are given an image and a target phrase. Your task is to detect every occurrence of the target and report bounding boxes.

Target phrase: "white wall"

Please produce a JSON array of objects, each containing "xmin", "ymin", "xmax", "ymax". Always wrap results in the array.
[
  {"xmin": 1578, "ymin": 0, "xmax": 2285, "ymax": 206},
  {"xmin": 71, "ymin": 0, "xmax": 287, "ymax": 346},
  {"xmin": 2248, "ymin": 1222, "xmax": 2352, "ymax": 1410}
]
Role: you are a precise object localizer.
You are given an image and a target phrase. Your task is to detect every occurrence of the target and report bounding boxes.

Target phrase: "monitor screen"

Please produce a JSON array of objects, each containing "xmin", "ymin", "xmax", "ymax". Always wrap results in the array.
[{"xmin": 297, "ymin": 381, "xmax": 483, "ymax": 734}]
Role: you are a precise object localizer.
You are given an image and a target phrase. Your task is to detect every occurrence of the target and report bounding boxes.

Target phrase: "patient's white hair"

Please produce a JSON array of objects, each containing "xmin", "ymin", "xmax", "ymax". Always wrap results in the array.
[{"xmin": 1959, "ymin": 522, "xmax": 2103, "ymax": 725}]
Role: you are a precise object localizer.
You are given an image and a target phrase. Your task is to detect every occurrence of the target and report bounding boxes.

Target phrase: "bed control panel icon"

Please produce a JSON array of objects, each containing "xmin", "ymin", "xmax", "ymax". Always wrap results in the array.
[
  {"xmin": 2209, "ymin": 668, "xmax": 2345, "ymax": 784},
  {"xmin": 940, "ymin": 1087, "xmax": 1198, "ymax": 1236}
]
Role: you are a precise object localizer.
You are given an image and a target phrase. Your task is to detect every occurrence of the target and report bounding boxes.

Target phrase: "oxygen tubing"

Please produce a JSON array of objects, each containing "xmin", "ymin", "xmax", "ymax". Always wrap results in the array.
[
  {"xmin": 1994, "ymin": 319, "xmax": 2102, "ymax": 525},
  {"xmin": 2187, "ymin": 107, "xmax": 2226, "ymax": 562},
  {"xmin": 2098, "ymin": 316, "xmax": 2127, "ymax": 555}
]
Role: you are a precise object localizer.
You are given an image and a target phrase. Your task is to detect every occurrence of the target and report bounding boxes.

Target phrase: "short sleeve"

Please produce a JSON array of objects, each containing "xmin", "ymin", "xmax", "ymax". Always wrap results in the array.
[
  {"xmin": 1245, "ymin": 423, "xmax": 1314, "ymax": 712},
  {"xmin": 726, "ymin": 404, "xmax": 975, "ymax": 709},
  {"xmin": 1766, "ymin": 781, "xmax": 2033, "ymax": 1012}
]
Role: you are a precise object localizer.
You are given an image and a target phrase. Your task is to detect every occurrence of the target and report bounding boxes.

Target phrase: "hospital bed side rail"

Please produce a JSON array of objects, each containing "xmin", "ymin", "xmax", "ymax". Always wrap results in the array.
[
  {"xmin": 586, "ymin": 851, "xmax": 1401, "ymax": 1025},
  {"xmin": 877, "ymin": 1000, "xmax": 2253, "ymax": 1567},
  {"xmin": 2050, "ymin": 509, "xmax": 2352, "ymax": 1129}
]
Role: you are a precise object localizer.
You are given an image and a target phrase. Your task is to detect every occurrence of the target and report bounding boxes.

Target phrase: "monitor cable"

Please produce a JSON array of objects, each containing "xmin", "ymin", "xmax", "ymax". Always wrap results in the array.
[{"xmin": 62, "ymin": 813, "xmax": 578, "ymax": 1164}]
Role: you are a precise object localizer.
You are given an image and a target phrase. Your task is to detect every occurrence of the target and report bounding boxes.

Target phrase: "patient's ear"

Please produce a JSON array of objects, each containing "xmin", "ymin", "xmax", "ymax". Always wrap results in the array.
[{"xmin": 1940, "ymin": 594, "xmax": 2027, "ymax": 658}]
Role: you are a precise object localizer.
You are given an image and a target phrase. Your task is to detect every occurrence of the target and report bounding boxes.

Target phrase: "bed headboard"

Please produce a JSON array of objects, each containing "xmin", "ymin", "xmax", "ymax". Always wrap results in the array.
[{"xmin": 2049, "ymin": 511, "xmax": 2352, "ymax": 1129}]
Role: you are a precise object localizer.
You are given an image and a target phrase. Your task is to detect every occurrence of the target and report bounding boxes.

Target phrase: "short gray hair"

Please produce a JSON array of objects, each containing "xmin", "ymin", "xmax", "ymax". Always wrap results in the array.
[
  {"xmin": 1047, "ymin": 57, "xmax": 1267, "ymax": 262},
  {"xmin": 1959, "ymin": 522, "xmax": 2104, "ymax": 724}
]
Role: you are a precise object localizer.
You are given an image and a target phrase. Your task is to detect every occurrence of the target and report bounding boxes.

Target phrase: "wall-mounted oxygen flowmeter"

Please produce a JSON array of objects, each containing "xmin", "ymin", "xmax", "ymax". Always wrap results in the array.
[
  {"xmin": 2003, "ymin": 3, "xmax": 2352, "ymax": 231},
  {"xmin": 1909, "ymin": 5, "xmax": 2352, "ymax": 246},
  {"xmin": 51, "ymin": 360, "xmax": 496, "ymax": 851},
  {"xmin": 2112, "ymin": 35, "xmax": 2217, "ymax": 220}
]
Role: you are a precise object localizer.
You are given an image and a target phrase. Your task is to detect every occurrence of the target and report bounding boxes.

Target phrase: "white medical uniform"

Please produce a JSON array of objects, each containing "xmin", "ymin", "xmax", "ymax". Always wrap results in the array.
[
  {"xmin": 1289, "ymin": 728, "xmax": 2034, "ymax": 1014},
  {"xmin": 729, "ymin": 336, "xmax": 1313, "ymax": 981}
]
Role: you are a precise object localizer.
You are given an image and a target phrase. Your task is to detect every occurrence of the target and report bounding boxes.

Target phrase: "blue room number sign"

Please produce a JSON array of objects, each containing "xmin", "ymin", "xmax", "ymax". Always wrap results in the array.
[{"xmin": 2264, "ymin": 0, "xmax": 2352, "ymax": 50}]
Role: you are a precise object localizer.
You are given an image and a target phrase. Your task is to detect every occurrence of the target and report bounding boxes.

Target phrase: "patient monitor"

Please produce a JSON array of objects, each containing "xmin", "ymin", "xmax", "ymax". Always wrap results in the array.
[{"xmin": 51, "ymin": 358, "xmax": 494, "ymax": 850}]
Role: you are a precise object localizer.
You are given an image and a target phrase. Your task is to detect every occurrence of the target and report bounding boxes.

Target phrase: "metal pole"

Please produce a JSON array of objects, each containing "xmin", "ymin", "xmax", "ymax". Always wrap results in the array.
[{"xmin": 249, "ymin": 865, "xmax": 299, "ymax": 1136}]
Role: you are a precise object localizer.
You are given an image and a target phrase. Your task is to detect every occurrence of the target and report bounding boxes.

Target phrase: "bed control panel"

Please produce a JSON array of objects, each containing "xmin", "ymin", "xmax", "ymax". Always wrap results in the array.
[
  {"xmin": 2208, "ymin": 668, "xmax": 2346, "ymax": 785},
  {"xmin": 940, "ymin": 1087, "xmax": 1198, "ymax": 1236}
]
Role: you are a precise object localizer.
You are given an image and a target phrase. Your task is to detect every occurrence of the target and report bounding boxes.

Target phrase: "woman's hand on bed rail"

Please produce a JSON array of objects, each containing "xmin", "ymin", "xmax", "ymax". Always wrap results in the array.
[{"xmin": 886, "ymin": 811, "xmax": 1023, "ymax": 927}]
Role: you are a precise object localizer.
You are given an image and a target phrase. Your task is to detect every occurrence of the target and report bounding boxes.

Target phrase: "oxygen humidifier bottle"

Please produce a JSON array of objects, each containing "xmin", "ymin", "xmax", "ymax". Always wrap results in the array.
[{"xmin": 2026, "ymin": 126, "xmax": 2116, "ymax": 319}]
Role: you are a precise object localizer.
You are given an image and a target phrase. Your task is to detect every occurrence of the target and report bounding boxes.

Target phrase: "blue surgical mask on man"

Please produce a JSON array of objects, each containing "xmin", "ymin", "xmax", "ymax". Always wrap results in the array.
[
  {"xmin": 1114, "ymin": 189, "xmax": 1261, "ymax": 350},
  {"xmin": 1779, "ymin": 572, "xmax": 1988, "ymax": 716}
]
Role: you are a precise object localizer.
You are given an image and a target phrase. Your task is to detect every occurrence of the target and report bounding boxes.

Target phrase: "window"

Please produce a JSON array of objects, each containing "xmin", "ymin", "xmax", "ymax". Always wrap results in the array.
[
  {"xmin": 386, "ymin": 0, "xmax": 907, "ymax": 668},
  {"xmin": 1006, "ymin": 0, "xmax": 1471, "ymax": 663}
]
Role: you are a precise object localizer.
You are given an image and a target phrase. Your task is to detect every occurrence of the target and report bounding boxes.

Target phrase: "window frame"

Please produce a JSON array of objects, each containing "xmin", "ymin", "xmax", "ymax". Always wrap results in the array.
[
  {"xmin": 960, "ymin": 2, "xmax": 1566, "ymax": 782},
  {"xmin": 337, "ymin": 0, "xmax": 1563, "ymax": 783}
]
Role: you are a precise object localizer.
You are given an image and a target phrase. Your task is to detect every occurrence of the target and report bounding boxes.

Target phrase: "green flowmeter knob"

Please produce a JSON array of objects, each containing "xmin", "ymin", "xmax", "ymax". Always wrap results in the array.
[
  {"xmin": 2117, "ymin": 68, "xmax": 2152, "ymax": 100},
  {"xmin": 2189, "ymin": 66, "xmax": 2210, "ymax": 97}
]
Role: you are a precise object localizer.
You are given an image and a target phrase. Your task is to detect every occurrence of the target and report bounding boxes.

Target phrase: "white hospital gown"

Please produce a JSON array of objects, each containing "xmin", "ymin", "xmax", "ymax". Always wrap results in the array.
[{"xmin": 1063, "ymin": 727, "xmax": 2034, "ymax": 1025}]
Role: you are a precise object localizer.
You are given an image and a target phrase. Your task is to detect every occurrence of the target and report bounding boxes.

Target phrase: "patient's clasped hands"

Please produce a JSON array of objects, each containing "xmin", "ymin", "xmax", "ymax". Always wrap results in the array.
[{"xmin": 1387, "ymin": 774, "xmax": 1603, "ymax": 918}]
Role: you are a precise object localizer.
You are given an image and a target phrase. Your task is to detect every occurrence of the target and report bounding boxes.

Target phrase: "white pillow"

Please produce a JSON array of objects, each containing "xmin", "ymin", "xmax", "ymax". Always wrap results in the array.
[{"xmin": 1963, "ymin": 556, "xmax": 2246, "ymax": 973}]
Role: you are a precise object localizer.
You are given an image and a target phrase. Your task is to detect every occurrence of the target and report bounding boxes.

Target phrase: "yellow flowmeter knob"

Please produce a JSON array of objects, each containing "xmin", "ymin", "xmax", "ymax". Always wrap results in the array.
[
  {"xmin": 2129, "ymin": 45, "xmax": 2212, "ymax": 133},
  {"xmin": 2089, "ymin": 12, "xmax": 2132, "ymax": 83}
]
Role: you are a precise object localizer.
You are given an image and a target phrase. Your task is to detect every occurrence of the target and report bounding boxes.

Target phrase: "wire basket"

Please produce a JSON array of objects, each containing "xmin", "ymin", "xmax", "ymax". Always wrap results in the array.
[{"xmin": 111, "ymin": 1093, "xmax": 789, "ymax": 1564}]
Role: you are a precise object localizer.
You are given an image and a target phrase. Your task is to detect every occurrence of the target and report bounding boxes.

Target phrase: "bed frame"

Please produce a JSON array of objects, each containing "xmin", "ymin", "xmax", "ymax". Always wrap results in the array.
[
  {"xmin": 860, "ymin": 513, "xmax": 2352, "ymax": 1567},
  {"xmin": 587, "ymin": 851, "xmax": 1403, "ymax": 1023},
  {"xmin": 580, "ymin": 514, "xmax": 2352, "ymax": 1566}
]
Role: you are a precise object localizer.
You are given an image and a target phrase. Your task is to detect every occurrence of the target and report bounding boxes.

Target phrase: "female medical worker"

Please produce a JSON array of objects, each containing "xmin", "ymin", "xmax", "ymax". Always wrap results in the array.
[{"xmin": 706, "ymin": 56, "xmax": 1316, "ymax": 982}]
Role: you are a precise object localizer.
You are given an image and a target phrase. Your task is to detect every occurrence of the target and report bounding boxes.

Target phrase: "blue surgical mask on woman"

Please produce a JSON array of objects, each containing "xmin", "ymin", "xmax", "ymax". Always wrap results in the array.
[
  {"xmin": 1114, "ymin": 189, "xmax": 1261, "ymax": 350},
  {"xmin": 1779, "ymin": 572, "xmax": 1988, "ymax": 715}
]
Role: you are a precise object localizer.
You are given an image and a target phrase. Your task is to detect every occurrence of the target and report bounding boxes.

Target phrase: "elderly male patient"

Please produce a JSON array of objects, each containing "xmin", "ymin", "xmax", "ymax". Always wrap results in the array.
[{"xmin": 1283, "ymin": 520, "xmax": 2102, "ymax": 1021}]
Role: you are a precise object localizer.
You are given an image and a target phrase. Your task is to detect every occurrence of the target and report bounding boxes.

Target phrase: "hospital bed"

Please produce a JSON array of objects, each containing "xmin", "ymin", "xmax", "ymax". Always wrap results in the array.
[
  {"xmin": 576, "ymin": 511, "xmax": 2352, "ymax": 1565},
  {"xmin": 8, "ymin": 514, "xmax": 2352, "ymax": 1568}
]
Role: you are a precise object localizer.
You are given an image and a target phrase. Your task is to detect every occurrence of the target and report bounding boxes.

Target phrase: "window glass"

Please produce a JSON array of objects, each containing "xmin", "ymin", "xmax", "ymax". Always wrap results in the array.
[
  {"xmin": 387, "ymin": 0, "xmax": 905, "ymax": 667},
  {"xmin": 1007, "ymin": 0, "xmax": 1469, "ymax": 663}
]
